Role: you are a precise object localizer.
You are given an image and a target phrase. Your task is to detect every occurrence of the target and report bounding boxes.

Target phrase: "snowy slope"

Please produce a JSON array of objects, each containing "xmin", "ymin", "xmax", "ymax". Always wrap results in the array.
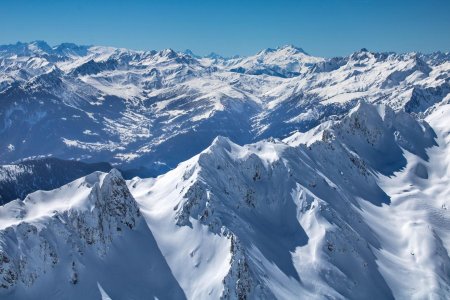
[
  {"xmin": 0, "ymin": 169, "xmax": 185, "ymax": 299},
  {"xmin": 0, "ymin": 41, "xmax": 448, "ymax": 176},
  {"xmin": 0, "ymin": 158, "xmax": 111, "ymax": 204},
  {"xmin": 0, "ymin": 101, "xmax": 449, "ymax": 298},
  {"xmin": 129, "ymin": 102, "xmax": 441, "ymax": 299},
  {"xmin": 358, "ymin": 101, "xmax": 450, "ymax": 299}
]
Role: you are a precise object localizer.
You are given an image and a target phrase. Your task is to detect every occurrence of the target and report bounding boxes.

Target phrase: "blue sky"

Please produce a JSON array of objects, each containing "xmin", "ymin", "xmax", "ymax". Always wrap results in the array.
[{"xmin": 1, "ymin": 0, "xmax": 449, "ymax": 57}]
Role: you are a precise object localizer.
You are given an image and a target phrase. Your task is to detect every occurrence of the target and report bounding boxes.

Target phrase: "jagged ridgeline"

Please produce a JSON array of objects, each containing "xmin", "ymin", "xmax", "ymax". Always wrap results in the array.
[{"xmin": 1, "ymin": 100, "xmax": 450, "ymax": 299}]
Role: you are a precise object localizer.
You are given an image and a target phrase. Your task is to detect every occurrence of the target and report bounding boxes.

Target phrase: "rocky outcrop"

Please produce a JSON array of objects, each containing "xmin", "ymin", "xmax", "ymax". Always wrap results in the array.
[{"xmin": 0, "ymin": 169, "xmax": 140, "ymax": 290}]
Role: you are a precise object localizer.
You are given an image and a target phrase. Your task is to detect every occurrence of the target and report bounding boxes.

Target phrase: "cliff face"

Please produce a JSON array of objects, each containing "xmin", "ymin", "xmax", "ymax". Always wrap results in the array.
[{"xmin": 0, "ymin": 169, "xmax": 185, "ymax": 299}]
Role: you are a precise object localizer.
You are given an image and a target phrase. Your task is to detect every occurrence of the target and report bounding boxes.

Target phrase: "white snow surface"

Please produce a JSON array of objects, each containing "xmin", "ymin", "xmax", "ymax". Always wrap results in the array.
[{"xmin": 1, "ymin": 100, "xmax": 449, "ymax": 299}]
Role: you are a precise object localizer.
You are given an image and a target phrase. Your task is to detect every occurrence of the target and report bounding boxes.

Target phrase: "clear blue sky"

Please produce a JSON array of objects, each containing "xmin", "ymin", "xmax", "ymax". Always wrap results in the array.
[{"xmin": 1, "ymin": 0, "xmax": 449, "ymax": 57}]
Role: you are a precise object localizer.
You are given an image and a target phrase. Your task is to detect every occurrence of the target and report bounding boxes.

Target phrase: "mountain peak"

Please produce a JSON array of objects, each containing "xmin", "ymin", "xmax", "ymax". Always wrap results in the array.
[
  {"xmin": 349, "ymin": 48, "xmax": 375, "ymax": 61},
  {"xmin": 29, "ymin": 40, "xmax": 51, "ymax": 49},
  {"xmin": 26, "ymin": 40, "xmax": 53, "ymax": 55},
  {"xmin": 159, "ymin": 48, "xmax": 177, "ymax": 58},
  {"xmin": 182, "ymin": 49, "xmax": 198, "ymax": 58},
  {"xmin": 251, "ymin": 44, "xmax": 309, "ymax": 57},
  {"xmin": 53, "ymin": 42, "xmax": 90, "ymax": 56},
  {"xmin": 277, "ymin": 44, "xmax": 307, "ymax": 54},
  {"xmin": 207, "ymin": 136, "xmax": 234, "ymax": 152},
  {"xmin": 206, "ymin": 52, "xmax": 224, "ymax": 59}
]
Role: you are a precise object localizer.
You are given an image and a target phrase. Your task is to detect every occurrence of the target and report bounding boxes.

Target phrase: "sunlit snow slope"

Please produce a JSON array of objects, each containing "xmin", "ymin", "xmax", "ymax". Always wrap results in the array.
[
  {"xmin": 2, "ymin": 101, "xmax": 449, "ymax": 299},
  {"xmin": 129, "ymin": 101, "xmax": 450, "ymax": 299},
  {"xmin": 0, "ymin": 169, "xmax": 185, "ymax": 299}
]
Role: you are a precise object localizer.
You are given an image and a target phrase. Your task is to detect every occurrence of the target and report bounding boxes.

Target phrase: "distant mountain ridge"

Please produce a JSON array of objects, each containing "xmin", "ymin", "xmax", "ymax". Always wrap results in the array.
[{"xmin": 0, "ymin": 41, "xmax": 449, "ymax": 175}]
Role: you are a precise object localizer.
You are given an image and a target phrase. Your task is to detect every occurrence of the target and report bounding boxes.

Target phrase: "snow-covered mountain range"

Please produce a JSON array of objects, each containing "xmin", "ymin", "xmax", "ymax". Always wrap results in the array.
[
  {"xmin": 1, "ymin": 41, "xmax": 449, "ymax": 175},
  {"xmin": 0, "ymin": 41, "xmax": 450, "ymax": 299}
]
